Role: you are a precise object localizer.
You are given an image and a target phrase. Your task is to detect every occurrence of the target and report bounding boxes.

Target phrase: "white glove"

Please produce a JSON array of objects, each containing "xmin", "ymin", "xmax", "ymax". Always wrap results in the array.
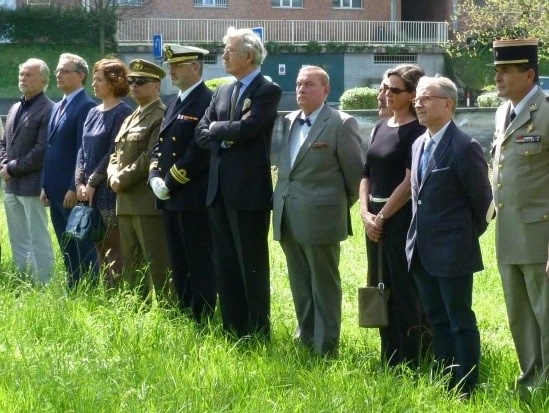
[{"xmin": 150, "ymin": 177, "xmax": 170, "ymax": 200}]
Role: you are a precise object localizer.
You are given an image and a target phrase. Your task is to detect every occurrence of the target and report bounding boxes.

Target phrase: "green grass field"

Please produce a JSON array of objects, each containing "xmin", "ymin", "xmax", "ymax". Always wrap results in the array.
[{"xmin": 0, "ymin": 189, "xmax": 546, "ymax": 412}]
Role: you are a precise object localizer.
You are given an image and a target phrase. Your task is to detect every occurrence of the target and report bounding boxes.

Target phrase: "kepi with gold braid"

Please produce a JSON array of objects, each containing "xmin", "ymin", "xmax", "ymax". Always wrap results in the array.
[
  {"xmin": 493, "ymin": 38, "xmax": 538, "ymax": 66},
  {"xmin": 163, "ymin": 44, "xmax": 209, "ymax": 64},
  {"xmin": 127, "ymin": 59, "xmax": 166, "ymax": 80}
]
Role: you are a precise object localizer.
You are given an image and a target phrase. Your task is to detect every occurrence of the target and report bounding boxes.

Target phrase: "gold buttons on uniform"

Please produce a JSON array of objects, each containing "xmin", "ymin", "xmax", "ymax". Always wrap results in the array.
[
  {"xmin": 172, "ymin": 137, "xmax": 176, "ymax": 141},
  {"xmin": 525, "ymin": 151, "xmax": 530, "ymax": 155},
  {"xmin": 159, "ymin": 137, "xmax": 163, "ymax": 142},
  {"xmin": 172, "ymin": 153, "xmax": 176, "ymax": 157},
  {"xmin": 496, "ymin": 183, "xmax": 502, "ymax": 189},
  {"xmin": 498, "ymin": 203, "xmax": 504, "ymax": 208},
  {"xmin": 543, "ymin": 215, "xmax": 548, "ymax": 220}
]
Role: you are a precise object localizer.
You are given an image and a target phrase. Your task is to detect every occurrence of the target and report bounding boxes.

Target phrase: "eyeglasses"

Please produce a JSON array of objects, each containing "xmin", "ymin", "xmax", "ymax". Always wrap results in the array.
[
  {"xmin": 55, "ymin": 69, "xmax": 77, "ymax": 75},
  {"xmin": 126, "ymin": 77, "xmax": 152, "ymax": 86},
  {"xmin": 412, "ymin": 95, "xmax": 450, "ymax": 105},
  {"xmin": 382, "ymin": 84, "xmax": 408, "ymax": 94}
]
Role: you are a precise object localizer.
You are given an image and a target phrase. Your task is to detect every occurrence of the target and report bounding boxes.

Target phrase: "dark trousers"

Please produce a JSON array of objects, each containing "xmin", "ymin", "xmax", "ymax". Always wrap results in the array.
[
  {"xmin": 164, "ymin": 209, "xmax": 217, "ymax": 322},
  {"xmin": 412, "ymin": 252, "xmax": 480, "ymax": 393},
  {"xmin": 208, "ymin": 196, "xmax": 271, "ymax": 338},
  {"xmin": 49, "ymin": 197, "xmax": 98, "ymax": 287},
  {"xmin": 367, "ymin": 200, "xmax": 428, "ymax": 367}
]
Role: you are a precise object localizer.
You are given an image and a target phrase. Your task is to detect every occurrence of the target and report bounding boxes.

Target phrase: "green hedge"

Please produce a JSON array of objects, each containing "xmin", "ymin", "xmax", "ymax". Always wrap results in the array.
[
  {"xmin": 0, "ymin": 6, "xmax": 116, "ymax": 48},
  {"xmin": 339, "ymin": 87, "xmax": 378, "ymax": 110}
]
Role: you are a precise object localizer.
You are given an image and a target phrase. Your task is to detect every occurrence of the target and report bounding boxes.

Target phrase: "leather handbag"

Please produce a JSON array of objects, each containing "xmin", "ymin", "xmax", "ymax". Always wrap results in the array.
[
  {"xmin": 358, "ymin": 239, "xmax": 390, "ymax": 328},
  {"xmin": 65, "ymin": 203, "xmax": 105, "ymax": 243}
]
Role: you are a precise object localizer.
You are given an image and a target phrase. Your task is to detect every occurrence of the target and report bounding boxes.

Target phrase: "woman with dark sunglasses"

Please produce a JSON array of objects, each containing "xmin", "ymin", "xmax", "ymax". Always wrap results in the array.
[{"xmin": 359, "ymin": 64, "xmax": 430, "ymax": 368}]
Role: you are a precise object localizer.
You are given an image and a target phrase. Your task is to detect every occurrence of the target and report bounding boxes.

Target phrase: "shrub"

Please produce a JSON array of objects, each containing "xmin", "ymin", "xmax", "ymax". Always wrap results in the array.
[
  {"xmin": 339, "ymin": 87, "xmax": 378, "ymax": 110},
  {"xmin": 205, "ymin": 77, "xmax": 233, "ymax": 91},
  {"xmin": 476, "ymin": 91, "xmax": 505, "ymax": 108}
]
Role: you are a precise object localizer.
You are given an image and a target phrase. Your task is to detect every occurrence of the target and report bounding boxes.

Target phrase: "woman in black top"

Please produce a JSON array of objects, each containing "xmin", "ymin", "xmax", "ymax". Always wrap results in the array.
[{"xmin": 359, "ymin": 64, "xmax": 428, "ymax": 367}]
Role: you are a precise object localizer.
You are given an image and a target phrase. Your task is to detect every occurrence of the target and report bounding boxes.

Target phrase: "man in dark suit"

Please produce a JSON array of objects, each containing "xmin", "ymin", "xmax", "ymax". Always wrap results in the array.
[
  {"xmin": 406, "ymin": 76, "xmax": 493, "ymax": 396},
  {"xmin": 149, "ymin": 44, "xmax": 216, "ymax": 321},
  {"xmin": 196, "ymin": 27, "xmax": 282, "ymax": 339},
  {"xmin": 0, "ymin": 58, "xmax": 55, "ymax": 284},
  {"xmin": 107, "ymin": 59, "xmax": 172, "ymax": 302},
  {"xmin": 40, "ymin": 53, "xmax": 98, "ymax": 286},
  {"xmin": 272, "ymin": 66, "xmax": 364, "ymax": 356}
]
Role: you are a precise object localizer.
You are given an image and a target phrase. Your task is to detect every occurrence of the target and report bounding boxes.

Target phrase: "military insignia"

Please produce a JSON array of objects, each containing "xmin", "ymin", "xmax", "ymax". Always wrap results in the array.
[
  {"xmin": 170, "ymin": 165, "xmax": 190, "ymax": 184},
  {"xmin": 527, "ymin": 123, "xmax": 534, "ymax": 133},
  {"xmin": 515, "ymin": 135, "xmax": 540, "ymax": 143},
  {"xmin": 133, "ymin": 61, "xmax": 143, "ymax": 70},
  {"xmin": 177, "ymin": 114, "xmax": 199, "ymax": 121},
  {"xmin": 529, "ymin": 103, "xmax": 536, "ymax": 110},
  {"xmin": 242, "ymin": 98, "xmax": 252, "ymax": 112}
]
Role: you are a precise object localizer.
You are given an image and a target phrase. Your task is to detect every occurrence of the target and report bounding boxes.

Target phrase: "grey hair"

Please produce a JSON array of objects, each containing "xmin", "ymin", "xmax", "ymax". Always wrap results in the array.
[
  {"xmin": 417, "ymin": 75, "xmax": 458, "ymax": 111},
  {"xmin": 59, "ymin": 53, "xmax": 89, "ymax": 84},
  {"xmin": 223, "ymin": 26, "xmax": 267, "ymax": 66},
  {"xmin": 19, "ymin": 58, "xmax": 50, "ymax": 92}
]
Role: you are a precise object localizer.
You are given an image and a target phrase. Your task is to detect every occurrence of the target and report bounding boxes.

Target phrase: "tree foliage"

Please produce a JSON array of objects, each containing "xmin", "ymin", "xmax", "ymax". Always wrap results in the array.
[{"xmin": 453, "ymin": 0, "xmax": 549, "ymax": 55}]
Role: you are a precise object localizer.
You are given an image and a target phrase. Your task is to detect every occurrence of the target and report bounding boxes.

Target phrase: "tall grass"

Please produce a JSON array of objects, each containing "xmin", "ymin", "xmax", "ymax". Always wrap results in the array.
[{"xmin": 0, "ymin": 190, "xmax": 546, "ymax": 412}]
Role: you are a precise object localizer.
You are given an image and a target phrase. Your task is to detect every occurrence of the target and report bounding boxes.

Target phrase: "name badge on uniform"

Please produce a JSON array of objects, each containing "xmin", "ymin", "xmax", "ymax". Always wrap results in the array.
[{"xmin": 515, "ymin": 135, "xmax": 541, "ymax": 143}]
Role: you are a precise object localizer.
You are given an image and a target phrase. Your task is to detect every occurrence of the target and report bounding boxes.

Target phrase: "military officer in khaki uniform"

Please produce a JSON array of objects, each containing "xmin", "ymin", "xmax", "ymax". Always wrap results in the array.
[
  {"xmin": 107, "ymin": 59, "xmax": 172, "ymax": 301},
  {"xmin": 491, "ymin": 38, "xmax": 549, "ymax": 391}
]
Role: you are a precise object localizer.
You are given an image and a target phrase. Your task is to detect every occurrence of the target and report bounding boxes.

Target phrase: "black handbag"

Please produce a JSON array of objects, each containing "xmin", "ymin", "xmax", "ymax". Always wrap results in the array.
[
  {"xmin": 358, "ymin": 239, "xmax": 390, "ymax": 328},
  {"xmin": 65, "ymin": 203, "xmax": 105, "ymax": 243}
]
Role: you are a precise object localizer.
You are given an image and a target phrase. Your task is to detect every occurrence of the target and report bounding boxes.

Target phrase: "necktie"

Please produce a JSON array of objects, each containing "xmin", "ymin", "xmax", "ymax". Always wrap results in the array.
[
  {"xmin": 230, "ymin": 81, "xmax": 242, "ymax": 120},
  {"xmin": 297, "ymin": 117, "xmax": 311, "ymax": 127},
  {"xmin": 419, "ymin": 138, "xmax": 435, "ymax": 182},
  {"xmin": 53, "ymin": 98, "xmax": 67, "ymax": 127}
]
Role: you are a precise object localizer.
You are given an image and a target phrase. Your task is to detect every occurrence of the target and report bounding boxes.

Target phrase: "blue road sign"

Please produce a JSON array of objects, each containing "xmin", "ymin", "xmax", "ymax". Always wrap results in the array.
[
  {"xmin": 252, "ymin": 27, "xmax": 264, "ymax": 43},
  {"xmin": 153, "ymin": 34, "xmax": 163, "ymax": 60}
]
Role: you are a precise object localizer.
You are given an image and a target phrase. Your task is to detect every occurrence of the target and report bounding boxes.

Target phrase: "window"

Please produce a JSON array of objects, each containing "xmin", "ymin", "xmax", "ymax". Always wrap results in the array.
[
  {"xmin": 116, "ymin": 0, "xmax": 143, "ymax": 6},
  {"xmin": 204, "ymin": 54, "xmax": 217, "ymax": 65},
  {"xmin": 374, "ymin": 54, "xmax": 418, "ymax": 65},
  {"xmin": 332, "ymin": 0, "xmax": 362, "ymax": 8},
  {"xmin": 194, "ymin": 0, "xmax": 228, "ymax": 7},
  {"xmin": 272, "ymin": 0, "xmax": 303, "ymax": 7}
]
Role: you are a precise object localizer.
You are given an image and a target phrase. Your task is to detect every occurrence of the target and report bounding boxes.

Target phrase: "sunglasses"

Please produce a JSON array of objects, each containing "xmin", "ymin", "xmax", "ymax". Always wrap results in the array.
[
  {"xmin": 382, "ymin": 84, "xmax": 408, "ymax": 94},
  {"xmin": 126, "ymin": 77, "xmax": 152, "ymax": 86}
]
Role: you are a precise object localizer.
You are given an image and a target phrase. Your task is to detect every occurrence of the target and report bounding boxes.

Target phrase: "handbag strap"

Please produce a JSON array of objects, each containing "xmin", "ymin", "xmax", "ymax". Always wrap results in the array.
[{"xmin": 366, "ymin": 237, "xmax": 384, "ymax": 288}]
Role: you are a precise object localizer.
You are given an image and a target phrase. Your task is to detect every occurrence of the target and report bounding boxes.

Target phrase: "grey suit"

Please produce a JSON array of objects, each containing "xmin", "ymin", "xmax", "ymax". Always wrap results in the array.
[
  {"xmin": 273, "ymin": 103, "xmax": 364, "ymax": 355},
  {"xmin": 492, "ymin": 87, "xmax": 549, "ymax": 386}
]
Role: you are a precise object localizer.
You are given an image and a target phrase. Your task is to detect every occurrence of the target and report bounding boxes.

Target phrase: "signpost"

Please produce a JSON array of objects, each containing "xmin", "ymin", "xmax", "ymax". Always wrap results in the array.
[
  {"xmin": 251, "ymin": 27, "xmax": 264, "ymax": 44},
  {"xmin": 152, "ymin": 34, "xmax": 163, "ymax": 64}
]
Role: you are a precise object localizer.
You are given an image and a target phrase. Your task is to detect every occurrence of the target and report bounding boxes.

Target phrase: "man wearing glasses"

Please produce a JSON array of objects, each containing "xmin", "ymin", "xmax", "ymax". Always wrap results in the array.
[
  {"xmin": 41, "ymin": 53, "xmax": 98, "ymax": 287},
  {"xmin": 405, "ymin": 76, "xmax": 493, "ymax": 397},
  {"xmin": 107, "ymin": 59, "xmax": 171, "ymax": 302},
  {"xmin": 149, "ymin": 44, "xmax": 216, "ymax": 321}
]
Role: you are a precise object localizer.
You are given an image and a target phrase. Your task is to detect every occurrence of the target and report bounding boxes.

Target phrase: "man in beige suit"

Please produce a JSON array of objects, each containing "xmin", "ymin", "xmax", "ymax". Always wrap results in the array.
[
  {"xmin": 272, "ymin": 66, "xmax": 364, "ymax": 356},
  {"xmin": 107, "ymin": 59, "xmax": 171, "ymax": 301},
  {"xmin": 491, "ymin": 38, "xmax": 549, "ymax": 392}
]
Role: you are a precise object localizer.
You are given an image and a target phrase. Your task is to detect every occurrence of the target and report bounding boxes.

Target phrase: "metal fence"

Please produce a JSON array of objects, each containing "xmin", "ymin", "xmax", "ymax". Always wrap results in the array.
[{"xmin": 117, "ymin": 19, "xmax": 448, "ymax": 46}]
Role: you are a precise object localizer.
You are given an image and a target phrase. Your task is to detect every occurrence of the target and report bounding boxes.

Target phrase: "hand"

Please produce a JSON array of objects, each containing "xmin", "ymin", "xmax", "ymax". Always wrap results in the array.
[
  {"xmin": 0, "ymin": 165, "xmax": 11, "ymax": 181},
  {"xmin": 360, "ymin": 204, "xmax": 382, "ymax": 242},
  {"xmin": 76, "ymin": 184, "xmax": 87, "ymax": 201},
  {"xmin": 150, "ymin": 177, "xmax": 170, "ymax": 200},
  {"xmin": 85, "ymin": 185, "xmax": 96, "ymax": 206},
  {"xmin": 110, "ymin": 176, "xmax": 121, "ymax": 193},
  {"xmin": 63, "ymin": 190, "xmax": 78, "ymax": 209},
  {"xmin": 40, "ymin": 188, "xmax": 49, "ymax": 207}
]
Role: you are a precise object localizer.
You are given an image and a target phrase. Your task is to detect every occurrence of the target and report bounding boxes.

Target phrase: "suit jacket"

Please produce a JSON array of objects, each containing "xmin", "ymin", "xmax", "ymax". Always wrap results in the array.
[
  {"xmin": 272, "ymin": 104, "xmax": 365, "ymax": 244},
  {"xmin": 149, "ymin": 82, "xmax": 213, "ymax": 211},
  {"xmin": 491, "ymin": 88, "xmax": 549, "ymax": 264},
  {"xmin": 107, "ymin": 98, "xmax": 165, "ymax": 216},
  {"xmin": 406, "ymin": 120, "xmax": 493, "ymax": 277},
  {"xmin": 195, "ymin": 73, "xmax": 282, "ymax": 210},
  {"xmin": 0, "ymin": 92, "xmax": 53, "ymax": 196},
  {"xmin": 42, "ymin": 89, "xmax": 96, "ymax": 199}
]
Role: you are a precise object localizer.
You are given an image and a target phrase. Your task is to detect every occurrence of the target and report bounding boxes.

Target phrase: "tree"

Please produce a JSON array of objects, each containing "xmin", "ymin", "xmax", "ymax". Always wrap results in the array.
[{"xmin": 453, "ymin": 0, "xmax": 549, "ymax": 54}]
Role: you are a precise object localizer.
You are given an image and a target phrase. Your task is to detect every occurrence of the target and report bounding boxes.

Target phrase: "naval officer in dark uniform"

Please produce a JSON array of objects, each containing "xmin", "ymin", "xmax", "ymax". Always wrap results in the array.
[{"xmin": 149, "ymin": 44, "xmax": 216, "ymax": 321}]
